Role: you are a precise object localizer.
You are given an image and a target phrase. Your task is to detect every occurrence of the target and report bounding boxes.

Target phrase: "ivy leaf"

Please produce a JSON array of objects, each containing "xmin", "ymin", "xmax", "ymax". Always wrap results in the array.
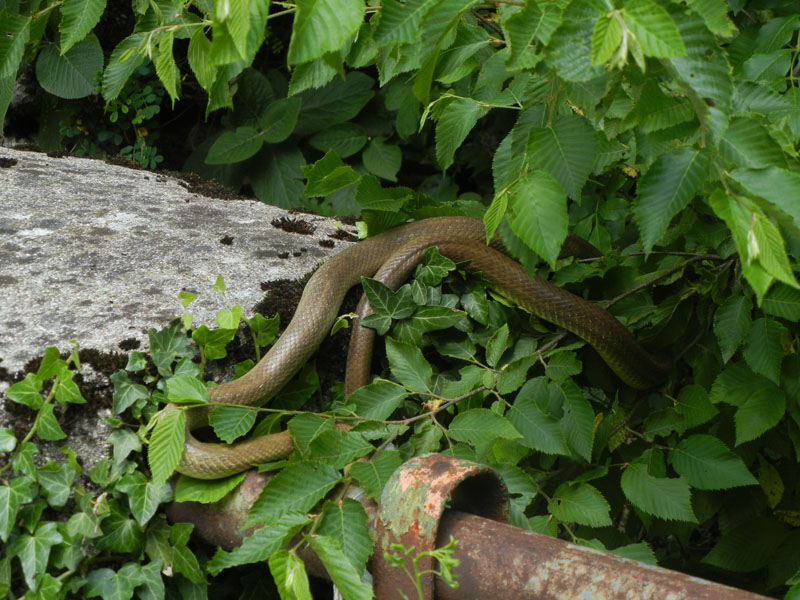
[
  {"xmin": 350, "ymin": 450, "xmax": 403, "ymax": 501},
  {"xmin": 96, "ymin": 500, "xmax": 144, "ymax": 553},
  {"xmin": 526, "ymin": 114, "xmax": 598, "ymax": 201},
  {"xmin": 385, "ymin": 337, "xmax": 432, "ymax": 394},
  {"xmin": 0, "ymin": 427, "xmax": 15, "ymax": 452},
  {"xmin": 448, "ymin": 408, "xmax": 522, "ymax": 448},
  {"xmin": 37, "ymin": 462, "xmax": 76, "ymax": 508},
  {"xmin": 148, "ymin": 408, "xmax": 186, "ymax": 488},
  {"xmin": 0, "ymin": 477, "xmax": 35, "ymax": 542},
  {"xmin": 623, "ymin": 0, "xmax": 685, "ymax": 58},
  {"xmin": 669, "ymin": 435, "xmax": 757, "ymax": 491},
  {"xmin": 6, "ymin": 373, "xmax": 43, "ymax": 409},
  {"xmin": 506, "ymin": 170, "xmax": 568, "ymax": 269},
  {"xmin": 549, "ymin": 483, "xmax": 612, "ymax": 527},
  {"xmin": 620, "ymin": 461, "xmax": 696, "ymax": 522},
  {"xmin": 713, "ymin": 295, "xmax": 752, "ymax": 363},
  {"xmin": 246, "ymin": 462, "xmax": 341, "ymax": 527},
  {"xmin": 36, "ymin": 404, "xmax": 67, "ymax": 441},
  {"xmin": 305, "ymin": 535, "xmax": 373, "ymax": 600},
  {"xmin": 208, "ymin": 405, "xmax": 257, "ymax": 444},
  {"xmin": 10, "ymin": 521, "xmax": 64, "ymax": 590},
  {"xmin": 634, "ymin": 146, "xmax": 709, "ymax": 253}
]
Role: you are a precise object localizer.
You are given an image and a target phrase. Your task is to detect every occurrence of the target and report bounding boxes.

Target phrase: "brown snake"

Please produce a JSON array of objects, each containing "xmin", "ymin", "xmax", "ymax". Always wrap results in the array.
[{"xmin": 172, "ymin": 217, "xmax": 669, "ymax": 479}]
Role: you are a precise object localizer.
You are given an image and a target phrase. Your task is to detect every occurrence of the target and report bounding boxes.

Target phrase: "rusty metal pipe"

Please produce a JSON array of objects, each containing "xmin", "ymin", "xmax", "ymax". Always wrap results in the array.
[{"xmin": 434, "ymin": 510, "xmax": 767, "ymax": 600}]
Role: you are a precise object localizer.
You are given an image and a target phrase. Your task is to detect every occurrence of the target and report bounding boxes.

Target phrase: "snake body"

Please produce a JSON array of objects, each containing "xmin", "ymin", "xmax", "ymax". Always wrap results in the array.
[{"xmin": 174, "ymin": 217, "xmax": 669, "ymax": 479}]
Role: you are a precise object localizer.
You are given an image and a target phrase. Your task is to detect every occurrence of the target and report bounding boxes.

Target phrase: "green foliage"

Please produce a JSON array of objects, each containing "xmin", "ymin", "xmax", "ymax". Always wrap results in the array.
[{"xmin": 3, "ymin": 0, "xmax": 800, "ymax": 598}]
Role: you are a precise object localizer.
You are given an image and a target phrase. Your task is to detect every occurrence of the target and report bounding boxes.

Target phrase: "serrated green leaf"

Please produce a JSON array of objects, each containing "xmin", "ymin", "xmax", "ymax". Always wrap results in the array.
[
  {"xmin": 288, "ymin": 0, "xmax": 362, "ymax": 64},
  {"xmin": 59, "ymin": 0, "xmax": 106, "ymax": 55},
  {"xmin": 449, "ymin": 408, "xmax": 522, "ymax": 448},
  {"xmin": 734, "ymin": 384, "xmax": 785, "ymax": 446},
  {"xmin": 246, "ymin": 462, "xmax": 341, "ymax": 527},
  {"xmin": 620, "ymin": 461, "xmax": 696, "ymax": 522},
  {"xmin": 719, "ymin": 117, "xmax": 788, "ymax": 170},
  {"xmin": 623, "ymin": 0, "xmax": 685, "ymax": 58},
  {"xmin": 385, "ymin": 337, "xmax": 432, "ymax": 394},
  {"xmin": 148, "ymin": 408, "xmax": 186, "ymax": 487},
  {"xmin": 485, "ymin": 323, "xmax": 511, "ymax": 368},
  {"xmin": 713, "ymin": 295, "xmax": 752, "ymax": 363},
  {"xmin": 309, "ymin": 123, "xmax": 367, "ymax": 158},
  {"xmin": 350, "ymin": 450, "xmax": 403, "ymax": 501},
  {"xmin": 634, "ymin": 146, "xmax": 709, "ymax": 253},
  {"xmin": 549, "ymin": 482, "xmax": 611, "ymax": 527},
  {"xmin": 703, "ymin": 517, "xmax": 787, "ymax": 572},
  {"xmin": 188, "ymin": 28, "xmax": 216, "ymax": 90},
  {"xmin": 374, "ymin": 0, "xmax": 441, "ymax": 46},
  {"xmin": 295, "ymin": 71, "xmax": 375, "ymax": 135},
  {"xmin": 174, "ymin": 471, "xmax": 247, "ymax": 504},
  {"xmin": 502, "ymin": 0, "xmax": 561, "ymax": 68},
  {"xmin": 308, "ymin": 429, "xmax": 373, "ymax": 469},
  {"xmin": 208, "ymin": 404, "xmax": 257, "ymax": 444},
  {"xmin": 506, "ymin": 169, "xmax": 568, "ymax": 269},
  {"xmin": 683, "ymin": 0, "xmax": 735, "ymax": 37},
  {"xmin": 269, "ymin": 549, "xmax": 312, "ymax": 600},
  {"xmin": 350, "ymin": 380, "xmax": 408, "ymax": 421},
  {"xmin": 0, "ymin": 12, "xmax": 29, "ymax": 79},
  {"xmin": 363, "ymin": 136, "xmax": 402, "ymax": 181},
  {"xmin": 673, "ymin": 384, "xmax": 718, "ymax": 429},
  {"xmin": 209, "ymin": 511, "xmax": 311, "ymax": 574},
  {"xmin": 742, "ymin": 317, "xmax": 786, "ymax": 385},
  {"xmin": 555, "ymin": 379, "xmax": 594, "ymax": 462},
  {"xmin": 206, "ymin": 127, "xmax": 264, "ymax": 164},
  {"xmin": 287, "ymin": 413, "xmax": 333, "ymax": 456},
  {"xmin": 591, "ymin": 13, "xmax": 623, "ymax": 66},
  {"xmin": 102, "ymin": 33, "xmax": 146, "ymax": 101},
  {"xmin": 669, "ymin": 435, "xmax": 757, "ymax": 490},
  {"xmin": 763, "ymin": 284, "xmax": 800, "ymax": 320},
  {"xmin": 317, "ymin": 499, "xmax": 373, "ymax": 576},
  {"xmin": 730, "ymin": 167, "xmax": 800, "ymax": 233},
  {"xmin": 305, "ymin": 535, "xmax": 373, "ymax": 600},
  {"xmin": 435, "ymin": 97, "xmax": 487, "ymax": 171},
  {"xmin": 527, "ymin": 113, "xmax": 598, "ymax": 201},
  {"xmin": 166, "ymin": 376, "xmax": 209, "ymax": 404},
  {"xmin": 259, "ymin": 96, "xmax": 302, "ymax": 143},
  {"xmin": 251, "ymin": 144, "xmax": 307, "ymax": 209},
  {"xmin": 303, "ymin": 149, "xmax": 360, "ymax": 197},
  {"xmin": 507, "ymin": 378, "xmax": 569, "ymax": 455},
  {"xmin": 154, "ymin": 32, "xmax": 180, "ymax": 105}
]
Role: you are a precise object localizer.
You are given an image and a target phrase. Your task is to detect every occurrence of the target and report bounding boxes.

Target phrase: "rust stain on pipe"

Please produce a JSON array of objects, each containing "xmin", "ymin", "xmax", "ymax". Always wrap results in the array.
[{"xmin": 435, "ymin": 510, "xmax": 769, "ymax": 600}]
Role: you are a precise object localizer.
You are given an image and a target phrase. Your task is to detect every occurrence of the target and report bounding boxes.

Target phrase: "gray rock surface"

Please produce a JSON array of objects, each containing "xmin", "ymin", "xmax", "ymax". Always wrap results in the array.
[{"xmin": 0, "ymin": 146, "xmax": 357, "ymax": 472}]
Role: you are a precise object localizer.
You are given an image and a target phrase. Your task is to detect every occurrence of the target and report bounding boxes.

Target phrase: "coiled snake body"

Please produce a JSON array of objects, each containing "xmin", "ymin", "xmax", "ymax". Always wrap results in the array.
[{"xmin": 173, "ymin": 217, "xmax": 668, "ymax": 479}]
